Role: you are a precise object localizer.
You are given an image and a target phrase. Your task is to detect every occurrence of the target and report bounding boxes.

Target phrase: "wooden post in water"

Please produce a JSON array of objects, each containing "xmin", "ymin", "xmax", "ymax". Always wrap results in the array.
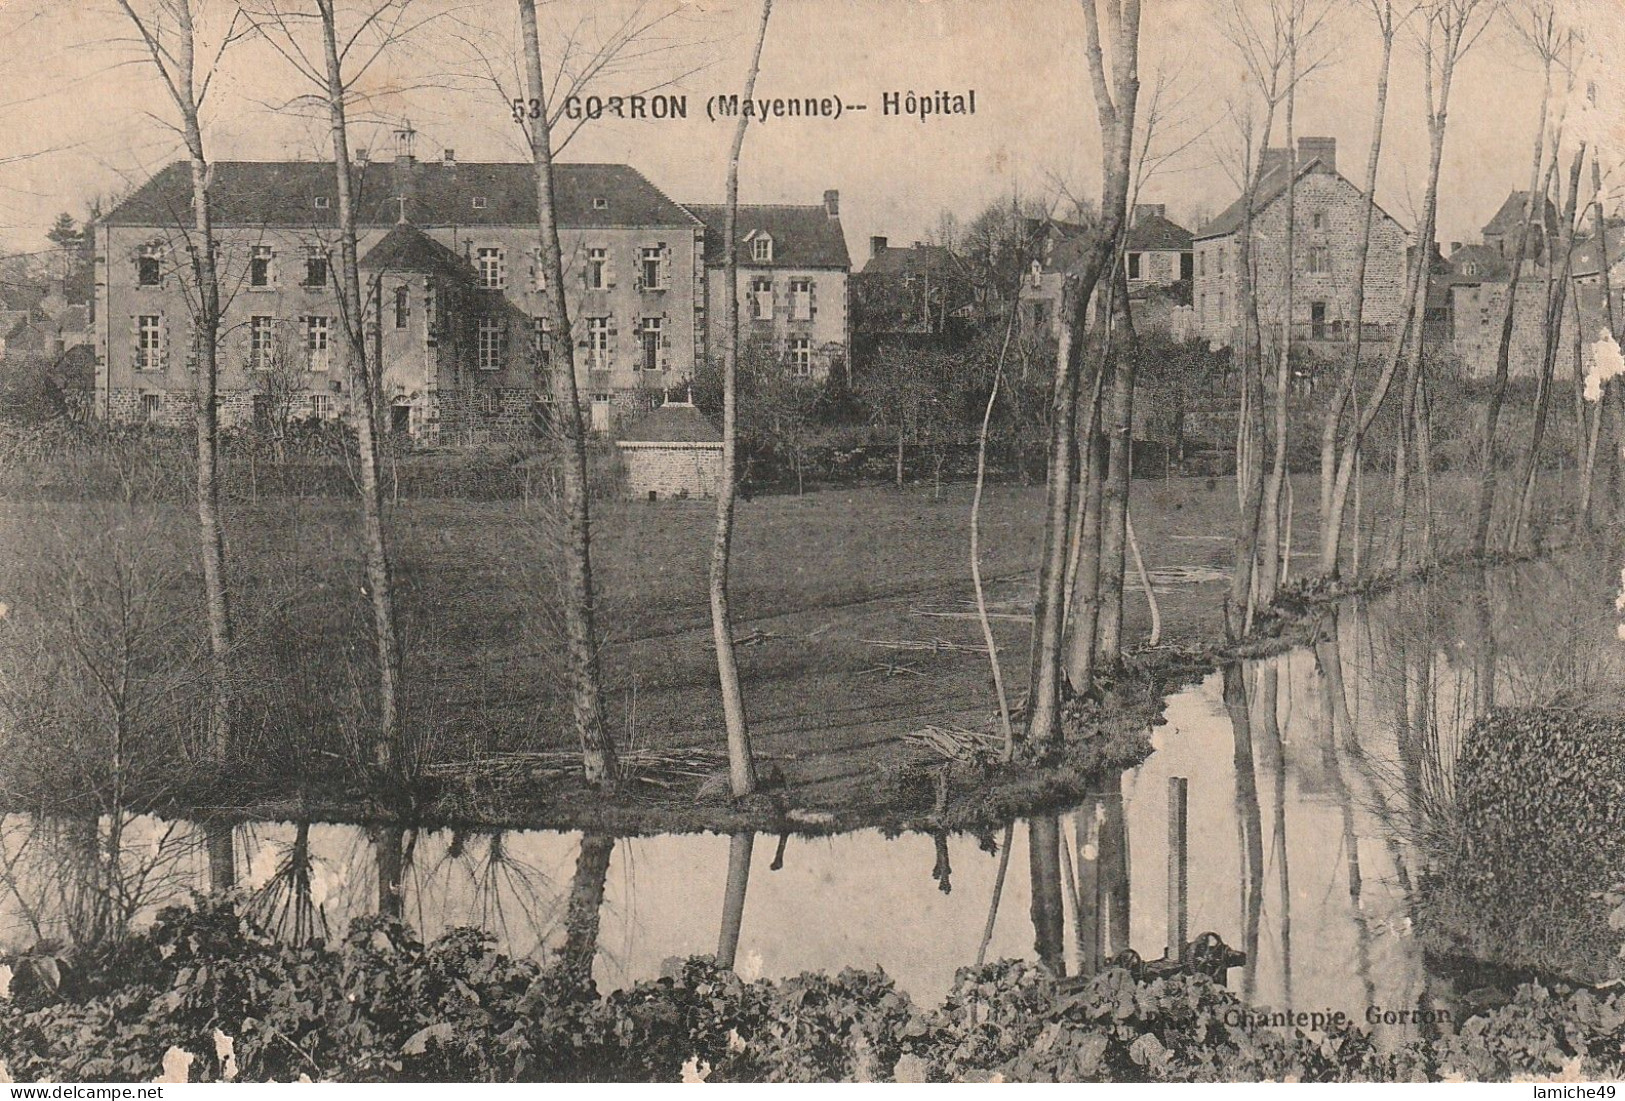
[{"xmin": 1167, "ymin": 776, "xmax": 1189, "ymax": 962}]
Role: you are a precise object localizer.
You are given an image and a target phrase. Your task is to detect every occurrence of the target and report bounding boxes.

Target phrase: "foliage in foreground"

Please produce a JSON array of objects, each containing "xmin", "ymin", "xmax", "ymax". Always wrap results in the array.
[{"xmin": 2, "ymin": 898, "xmax": 1624, "ymax": 1083}]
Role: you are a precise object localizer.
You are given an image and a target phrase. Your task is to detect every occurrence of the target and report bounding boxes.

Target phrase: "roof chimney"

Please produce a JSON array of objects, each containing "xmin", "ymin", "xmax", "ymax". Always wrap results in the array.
[
  {"xmin": 1133, "ymin": 203, "xmax": 1166, "ymax": 226},
  {"xmin": 443, "ymin": 148, "xmax": 455, "ymax": 167},
  {"xmin": 870, "ymin": 235, "xmax": 888, "ymax": 258},
  {"xmin": 823, "ymin": 188, "xmax": 839, "ymax": 219},
  {"xmin": 1451, "ymin": 241, "xmax": 1463, "ymax": 255},
  {"xmin": 1259, "ymin": 147, "xmax": 1290, "ymax": 181},
  {"xmin": 1298, "ymin": 136, "xmax": 1336, "ymax": 175},
  {"xmin": 355, "ymin": 146, "xmax": 369, "ymax": 164}
]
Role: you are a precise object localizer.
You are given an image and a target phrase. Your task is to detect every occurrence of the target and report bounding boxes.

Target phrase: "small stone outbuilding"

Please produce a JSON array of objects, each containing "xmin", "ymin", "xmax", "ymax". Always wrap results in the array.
[{"xmin": 616, "ymin": 400, "xmax": 723, "ymax": 500}]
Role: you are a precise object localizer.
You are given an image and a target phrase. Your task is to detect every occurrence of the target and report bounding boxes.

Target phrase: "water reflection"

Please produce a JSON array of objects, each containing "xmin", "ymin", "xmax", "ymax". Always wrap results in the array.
[{"xmin": 1, "ymin": 557, "xmax": 1621, "ymax": 1025}]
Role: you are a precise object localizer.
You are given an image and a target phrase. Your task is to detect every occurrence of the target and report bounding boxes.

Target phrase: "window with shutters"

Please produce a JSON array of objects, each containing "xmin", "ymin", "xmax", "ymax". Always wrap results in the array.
[
  {"xmin": 590, "ymin": 394, "xmax": 611, "ymax": 433},
  {"xmin": 394, "ymin": 286, "xmax": 409, "ymax": 328},
  {"xmin": 751, "ymin": 276, "xmax": 773, "ymax": 320},
  {"xmin": 788, "ymin": 336, "xmax": 811, "ymax": 376},
  {"xmin": 303, "ymin": 247, "xmax": 328, "ymax": 288},
  {"xmin": 477, "ymin": 318, "xmax": 504, "ymax": 370},
  {"xmin": 137, "ymin": 246, "xmax": 163, "ymax": 287},
  {"xmin": 587, "ymin": 247, "xmax": 608, "ymax": 290},
  {"xmin": 752, "ymin": 235, "xmax": 773, "ymax": 263},
  {"xmin": 136, "ymin": 315, "xmax": 162, "ymax": 371},
  {"xmin": 478, "ymin": 246, "xmax": 505, "ymax": 289},
  {"xmin": 141, "ymin": 393, "xmax": 162, "ymax": 422},
  {"xmin": 250, "ymin": 315, "xmax": 274, "ymax": 370},
  {"xmin": 640, "ymin": 246, "xmax": 666, "ymax": 290},
  {"xmin": 640, "ymin": 316, "xmax": 663, "ymax": 371},
  {"xmin": 250, "ymin": 245, "xmax": 273, "ymax": 287},
  {"xmin": 309, "ymin": 393, "xmax": 333, "ymax": 418},
  {"xmin": 587, "ymin": 316, "xmax": 610, "ymax": 368},
  {"xmin": 1307, "ymin": 246, "xmax": 1331, "ymax": 274},
  {"xmin": 305, "ymin": 315, "xmax": 331, "ymax": 372},
  {"xmin": 531, "ymin": 315, "xmax": 552, "ymax": 368},
  {"xmin": 789, "ymin": 278, "xmax": 813, "ymax": 320}
]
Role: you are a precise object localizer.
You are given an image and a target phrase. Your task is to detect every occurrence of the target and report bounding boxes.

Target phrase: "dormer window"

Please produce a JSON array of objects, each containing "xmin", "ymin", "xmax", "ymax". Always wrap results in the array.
[
  {"xmin": 593, "ymin": 197, "xmax": 608, "ymax": 210},
  {"xmin": 472, "ymin": 196, "xmax": 488, "ymax": 210},
  {"xmin": 314, "ymin": 196, "xmax": 330, "ymax": 209},
  {"xmin": 751, "ymin": 235, "xmax": 773, "ymax": 263}
]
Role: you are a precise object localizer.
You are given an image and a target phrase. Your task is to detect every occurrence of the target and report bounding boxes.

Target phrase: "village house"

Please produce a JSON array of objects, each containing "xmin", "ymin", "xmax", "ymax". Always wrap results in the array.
[
  {"xmin": 95, "ymin": 130, "xmax": 705, "ymax": 441},
  {"xmin": 1193, "ymin": 137, "xmax": 1411, "ymax": 351},
  {"xmin": 1443, "ymin": 194, "xmax": 1605, "ymax": 382},
  {"xmin": 1015, "ymin": 205, "xmax": 1194, "ymax": 341},
  {"xmin": 684, "ymin": 190, "xmax": 850, "ymax": 383},
  {"xmin": 852, "ymin": 236, "xmax": 975, "ymax": 343},
  {"xmin": 1123, "ymin": 204, "xmax": 1194, "ymax": 290}
]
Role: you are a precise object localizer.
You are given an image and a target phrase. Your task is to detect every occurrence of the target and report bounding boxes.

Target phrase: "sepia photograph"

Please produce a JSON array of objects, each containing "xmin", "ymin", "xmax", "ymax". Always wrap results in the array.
[{"xmin": 0, "ymin": 0, "xmax": 1623, "ymax": 1086}]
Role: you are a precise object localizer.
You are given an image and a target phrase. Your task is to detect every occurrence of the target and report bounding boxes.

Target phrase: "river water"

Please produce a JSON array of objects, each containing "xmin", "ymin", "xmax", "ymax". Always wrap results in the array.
[{"xmin": 3, "ymin": 554, "xmax": 1622, "ymax": 1038}]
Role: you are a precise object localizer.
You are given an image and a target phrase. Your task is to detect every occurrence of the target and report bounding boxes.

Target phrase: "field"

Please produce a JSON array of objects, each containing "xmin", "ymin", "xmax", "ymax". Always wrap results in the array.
[{"xmin": 0, "ymin": 467, "xmax": 1583, "ymax": 828}]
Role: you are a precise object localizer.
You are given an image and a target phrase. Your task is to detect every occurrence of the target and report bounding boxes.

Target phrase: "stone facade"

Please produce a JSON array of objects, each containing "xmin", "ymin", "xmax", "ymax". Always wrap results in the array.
[
  {"xmin": 619, "ymin": 441, "xmax": 722, "ymax": 499},
  {"xmin": 93, "ymin": 158, "xmax": 706, "ymax": 441},
  {"xmin": 1194, "ymin": 140, "xmax": 1410, "ymax": 349}
]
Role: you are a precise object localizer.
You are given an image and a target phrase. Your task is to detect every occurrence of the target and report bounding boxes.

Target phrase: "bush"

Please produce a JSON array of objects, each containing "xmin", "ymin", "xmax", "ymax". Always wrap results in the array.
[{"xmin": 5, "ymin": 897, "xmax": 1625, "ymax": 1083}]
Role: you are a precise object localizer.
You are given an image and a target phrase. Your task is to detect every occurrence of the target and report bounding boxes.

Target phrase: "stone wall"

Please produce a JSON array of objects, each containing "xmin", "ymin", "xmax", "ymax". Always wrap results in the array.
[
  {"xmin": 619, "ymin": 442, "xmax": 722, "ymax": 499},
  {"xmin": 1448, "ymin": 272, "xmax": 1605, "ymax": 381}
]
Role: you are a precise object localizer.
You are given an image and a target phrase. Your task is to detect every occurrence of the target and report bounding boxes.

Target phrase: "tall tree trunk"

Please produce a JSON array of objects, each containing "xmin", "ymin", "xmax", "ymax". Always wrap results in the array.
[
  {"xmin": 1095, "ymin": 269, "xmax": 1138, "ymax": 665},
  {"xmin": 1027, "ymin": 0, "xmax": 1139, "ymax": 741},
  {"xmin": 1228, "ymin": 102, "xmax": 1278, "ymax": 639},
  {"xmin": 1327, "ymin": 30, "xmax": 1457, "ymax": 582},
  {"xmin": 1474, "ymin": 61, "xmax": 1553, "ymax": 558},
  {"xmin": 113, "ymin": 0, "xmax": 234, "ymax": 762},
  {"xmin": 374, "ymin": 825, "xmax": 404, "ymax": 920},
  {"xmin": 1319, "ymin": 6, "xmax": 1393, "ymax": 576},
  {"xmin": 1510, "ymin": 145, "xmax": 1584, "ymax": 550},
  {"xmin": 710, "ymin": 0, "xmax": 772, "ymax": 798},
  {"xmin": 518, "ymin": 0, "xmax": 616, "ymax": 784},
  {"xmin": 317, "ymin": 0, "xmax": 402, "ymax": 778},
  {"xmin": 205, "ymin": 820, "xmax": 235, "ymax": 892},
  {"xmin": 1259, "ymin": 42, "xmax": 1299, "ymax": 606}
]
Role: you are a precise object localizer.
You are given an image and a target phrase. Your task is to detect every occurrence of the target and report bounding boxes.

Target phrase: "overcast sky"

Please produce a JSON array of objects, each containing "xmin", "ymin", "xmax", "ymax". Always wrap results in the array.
[{"xmin": 1, "ymin": 0, "xmax": 1621, "ymax": 268}]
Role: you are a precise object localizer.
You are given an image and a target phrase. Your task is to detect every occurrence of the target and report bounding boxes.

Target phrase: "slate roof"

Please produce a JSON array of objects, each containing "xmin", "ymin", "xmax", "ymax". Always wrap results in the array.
[
  {"xmin": 104, "ymin": 161, "xmax": 701, "ymax": 229},
  {"xmin": 616, "ymin": 401, "xmax": 721, "ymax": 444},
  {"xmin": 1196, "ymin": 154, "xmax": 1402, "ymax": 241},
  {"xmin": 1569, "ymin": 226, "xmax": 1625, "ymax": 278},
  {"xmin": 1124, "ymin": 211, "xmax": 1193, "ymax": 252},
  {"xmin": 685, "ymin": 204, "xmax": 850, "ymax": 269},
  {"xmin": 860, "ymin": 242, "xmax": 961, "ymax": 277},
  {"xmin": 360, "ymin": 222, "xmax": 476, "ymax": 281},
  {"xmin": 1445, "ymin": 243, "xmax": 1509, "ymax": 282},
  {"xmin": 1483, "ymin": 190, "xmax": 1558, "ymax": 238}
]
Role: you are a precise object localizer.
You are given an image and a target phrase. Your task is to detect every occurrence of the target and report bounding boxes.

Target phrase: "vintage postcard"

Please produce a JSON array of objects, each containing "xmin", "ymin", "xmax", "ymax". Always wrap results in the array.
[{"xmin": 0, "ymin": 0, "xmax": 1622, "ymax": 1088}]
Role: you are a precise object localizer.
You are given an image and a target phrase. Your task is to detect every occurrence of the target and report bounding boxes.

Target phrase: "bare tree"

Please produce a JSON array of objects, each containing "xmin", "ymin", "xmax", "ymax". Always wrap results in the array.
[
  {"xmin": 112, "ymin": 0, "xmax": 244, "ymax": 762},
  {"xmin": 1024, "ymin": 0, "xmax": 1141, "ymax": 744},
  {"xmin": 1318, "ymin": 0, "xmax": 1408, "ymax": 575},
  {"xmin": 517, "ymin": 0, "xmax": 618, "ymax": 785},
  {"xmin": 1325, "ymin": 0, "xmax": 1493, "ymax": 575},
  {"xmin": 1473, "ymin": 0, "xmax": 1573, "ymax": 557},
  {"xmin": 708, "ymin": 0, "xmax": 772, "ymax": 798},
  {"xmin": 242, "ymin": 0, "xmax": 433, "ymax": 778}
]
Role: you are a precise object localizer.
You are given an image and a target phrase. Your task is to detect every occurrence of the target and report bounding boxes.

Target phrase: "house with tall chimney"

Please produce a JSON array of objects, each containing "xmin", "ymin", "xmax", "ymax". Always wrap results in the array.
[
  {"xmin": 94, "ymin": 125, "xmax": 708, "ymax": 441},
  {"xmin": 684, "ymin": 190, "xmax": 851, "ymax": 382},
  {"xmin": 1193, "ymin": 136, "xmax": 1411, "ymax": 351}
]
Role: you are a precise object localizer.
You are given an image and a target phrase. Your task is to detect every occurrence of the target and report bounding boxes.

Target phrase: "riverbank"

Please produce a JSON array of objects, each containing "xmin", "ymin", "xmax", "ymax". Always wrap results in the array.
[{"xmin": 0, "ymin": 471, "xmax": 1601, "ymax": 834}]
